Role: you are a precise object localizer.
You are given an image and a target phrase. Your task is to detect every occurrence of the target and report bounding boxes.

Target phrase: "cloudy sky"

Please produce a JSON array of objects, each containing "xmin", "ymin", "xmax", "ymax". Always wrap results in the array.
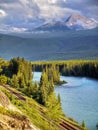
[{"xmin": 0, "ymin": 0, "xmax": 98, "ymax": 30}]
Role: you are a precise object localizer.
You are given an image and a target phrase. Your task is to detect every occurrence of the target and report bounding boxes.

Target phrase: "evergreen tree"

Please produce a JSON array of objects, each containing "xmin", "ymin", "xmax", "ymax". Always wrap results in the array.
[
  {"xmin": 58, "ymin": 93, "xmax": 61, "ymax": 105},
  {"xmin": 51, "ymin": 65, "xmax": 60, "ymax": 84},
  {"xmin": 18, "ymin": 75, "xmax": 26, "ymax": 88},
  {"xmin": 31, "ymin": 82, "xmax": 39, "ymax": 99},
  {"xmin": 46, "ymin": 92, "xmax": 63, "ymax": 123},
  {"xmin": 11, "ymin": 74, "xmax": 19, "ymax": 88},
  {"xmin": 39, "ymin": 71, "xmax": 49, "ymax": 105},
  {"xmin": 39, "ymin": 70, "xmax": 55, "ymax": 105},
  {"xmin": 48, "ymin": 77, "xmax": 54, "ymax": 95},
  {"xmin": 81, "ymin": 120, "xmax": 86, "ymax": 128}
]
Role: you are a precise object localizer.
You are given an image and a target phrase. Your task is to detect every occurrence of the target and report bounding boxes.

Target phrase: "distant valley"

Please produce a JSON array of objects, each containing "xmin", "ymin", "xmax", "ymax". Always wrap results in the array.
[{"xmin": 0, "ymin": 27, "xmax": 98, "ymax": 61}]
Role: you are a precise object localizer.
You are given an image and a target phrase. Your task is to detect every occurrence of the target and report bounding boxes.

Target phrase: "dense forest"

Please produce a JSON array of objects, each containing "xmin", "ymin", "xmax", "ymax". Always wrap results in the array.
[{"xmin": 32, "ymin": 60, "xmax": 98, "ymax": 79}]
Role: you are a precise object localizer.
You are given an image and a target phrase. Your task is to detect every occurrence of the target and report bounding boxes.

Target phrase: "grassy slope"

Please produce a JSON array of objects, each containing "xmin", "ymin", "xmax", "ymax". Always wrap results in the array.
[
  {"xmin": 0, "ymin": 86, "xmax": 58, "ymax": 130},
  {"xmin": 0, "ymin": 28, "xmax": 98, "ymax": 61},
  {"xmin": 0, "ymin": 85, "xmax": 87, "ymax": 130}
]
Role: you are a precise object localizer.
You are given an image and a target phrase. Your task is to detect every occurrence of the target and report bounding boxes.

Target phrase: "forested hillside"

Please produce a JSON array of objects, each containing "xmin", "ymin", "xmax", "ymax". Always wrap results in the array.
[
  {"xmin": 0, "ymin": 28, "xmax": 98, "ymax": 60},
  {"xmin": 0, "ymin": 57, "xmax": 88, "ymax": 130}
]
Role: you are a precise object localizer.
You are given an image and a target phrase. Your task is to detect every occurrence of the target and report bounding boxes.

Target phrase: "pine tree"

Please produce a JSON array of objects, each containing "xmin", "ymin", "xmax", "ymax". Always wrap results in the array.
[
  {"xmin": 11, "ymin": 74, "xmax": 19, "ymax": 88},
  {"xmin": 52, "ymin": 65, "xmax": 60, "ymax": 84},
  {"xmin": 18, "ymin": 75, "xmax": 25, "ymax": 88},
  {"xmin": 46, "ymin": 92, "xmax": 63, "ymax": 123},
  {"xmin": 39, "ymin": 71, "xmax": 49, "ymax": 105},
  {"xmin": 81, "ymin": 120, "xmax": 86, "ymax": 128},
  {"xmin": 58, "ymin": 93, "xmax": 61, "ymax": 105},
  {"xmin": 48, "ymin": 77, "xmax": 54, "ymax": 95}
]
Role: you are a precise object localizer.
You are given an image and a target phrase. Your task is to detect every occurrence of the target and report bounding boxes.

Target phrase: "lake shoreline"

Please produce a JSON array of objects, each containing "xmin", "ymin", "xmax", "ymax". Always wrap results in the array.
[{"xmin": 33, "ymin": 72, "xmax": 98, "ymax": 130}]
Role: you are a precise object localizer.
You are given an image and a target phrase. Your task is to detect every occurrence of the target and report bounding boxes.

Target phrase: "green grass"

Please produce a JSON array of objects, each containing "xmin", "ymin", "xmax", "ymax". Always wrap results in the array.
[
  {"xmin": 0, "ymin": 86, "xmax": 59, "ymax": 130},
  {"xmin": 0, "ymin": 86, "xmax": 88, "ymax": 130}
]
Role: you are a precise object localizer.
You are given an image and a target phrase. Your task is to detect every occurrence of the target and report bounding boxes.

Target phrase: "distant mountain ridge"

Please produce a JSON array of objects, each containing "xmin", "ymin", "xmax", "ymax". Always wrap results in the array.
[
  {"xmin": 35, "ymin": 21, "xmax": 69, "ymax": 31},
  {"xmin": 0, "ymin": 27, "xmax": 98, "ymax": 61},
  {"xmin": 36, "ymin": 14, "xmax": 98, "ymax": 31},
  {"xmin": 0, "ymin": 13, "xmax": 98, "ymax": 33}
]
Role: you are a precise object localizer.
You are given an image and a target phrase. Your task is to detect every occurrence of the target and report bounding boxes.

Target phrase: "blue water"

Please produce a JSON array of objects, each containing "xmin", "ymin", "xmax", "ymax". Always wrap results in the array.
[
  {"xmin": 33, "ymin": 72, "xmax": 98, "ymax": 130},
  {"xmin": 33, "ymin": 72, "xmax": 41, "ymax": 82}
]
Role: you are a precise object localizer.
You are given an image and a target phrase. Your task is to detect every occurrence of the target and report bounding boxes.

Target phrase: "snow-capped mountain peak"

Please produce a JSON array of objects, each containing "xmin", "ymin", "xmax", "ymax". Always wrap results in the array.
[
  {"xmin": 65, "ymin": 14, "xmax": 98, "ymax": 30},
  {"xmin": 0, "ymin": 13, "xmax": 98, "ymax": 33},
  {"xmin": 35, "ymin": 13, "xmax": 98, "ymax": 31}
]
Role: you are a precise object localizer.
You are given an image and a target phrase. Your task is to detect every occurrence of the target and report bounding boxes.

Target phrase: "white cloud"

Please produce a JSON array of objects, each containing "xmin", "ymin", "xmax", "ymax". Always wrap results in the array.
[
  {"xmin": 0, "ymin": 0, "xmax": 98, "ymax": 30},
  {"xmin": 0, "ymin": 9, "xmax": 7, "ymax": 17},
  {"xmin": 39, "ymin": 5, "xmax": 80, "ymax": 20},
  {"xmin": 24, "ymin": 0, "xmax": 80, "ymax": 20},
  {"xmin": 0, "ymin": 0, "xmax": 80, "ymax": 21}
]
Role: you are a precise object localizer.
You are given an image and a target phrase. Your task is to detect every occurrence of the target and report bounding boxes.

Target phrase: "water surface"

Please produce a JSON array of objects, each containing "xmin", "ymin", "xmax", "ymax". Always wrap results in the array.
[
  {"xmin": 33, "ymin": 72, "xmax": 98, "ymax": 130},
  {"xmin": 55, "ymin": 76, "xmax": 98, "ymax": 130}
]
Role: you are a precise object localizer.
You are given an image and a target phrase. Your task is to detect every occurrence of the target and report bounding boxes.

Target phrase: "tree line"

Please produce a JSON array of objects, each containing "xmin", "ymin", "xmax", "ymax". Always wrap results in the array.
[{"xmin": 32, "ymin": 60, "xmax": 98, "ymax": 79}]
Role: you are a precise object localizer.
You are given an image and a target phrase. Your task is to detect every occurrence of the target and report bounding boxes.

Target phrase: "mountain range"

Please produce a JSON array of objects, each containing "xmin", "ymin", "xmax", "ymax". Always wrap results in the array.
[
  {"xmin": 0, "ymin": 13, "xmax": 98, "ymax": 61},
  {"xmin": 0, "ymin": 13, "xmax": 98, "ymax": 33},
  {"xmin": 35, "ymin": 14, "xmax": 98, "ymax": 31}
]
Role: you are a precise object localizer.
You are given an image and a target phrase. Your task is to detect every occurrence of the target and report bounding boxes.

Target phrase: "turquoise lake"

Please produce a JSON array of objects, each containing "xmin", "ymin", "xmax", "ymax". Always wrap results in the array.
[{"xmin": 33, "ymin": 72, "xmax": 98, "ymax": 130}]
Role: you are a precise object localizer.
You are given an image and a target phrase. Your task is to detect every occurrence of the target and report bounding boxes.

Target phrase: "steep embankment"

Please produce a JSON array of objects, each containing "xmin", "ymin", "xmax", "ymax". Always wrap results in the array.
[
  {"xmin": 0, "ymin": 88, "xmax": 37, "ymax": 130},
  {"xmin": 0, "ymin": 85, "xmax": 87, "ymax": 130},
  {"xmin": 0, "ymin": 90, "xmax": 10, "ymax": 107}
]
